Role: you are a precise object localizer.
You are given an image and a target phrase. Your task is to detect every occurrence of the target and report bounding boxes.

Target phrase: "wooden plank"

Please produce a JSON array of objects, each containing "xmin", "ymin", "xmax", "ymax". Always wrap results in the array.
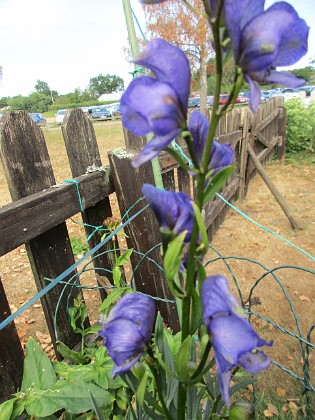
[
  {"xmin": 254, "ymin": 108, "xmax": 279, "ymax": 133},
  {"xmin": 0, "ymin": 277, "xmax": 24, "ymax": 402},
  {"xmin": 217, "ymin": 129, "xmax": 242, "ymax": 147},
  {"xmin": 204, "ymin": 178, "xmax": 240, "ymax": 230},
  {"xmin": 62, "ymin": 109, "xmax": 118, "ymax": 298},
  {"xmin": 162, "ymin": 169, "xmax": 176, "ymax": 191},
  {"xmin": 108, "ymin": 150, "xmax": 179, "ymax": 331},
  {"xmin": 0, "ymin": 170, "xmax": 114, "ymax": 256},
  {"xmin": 177, "ymin": 166, "xmax": 191, "ymax": 196},
  {"xmin": 0, "ymin": 111, "xmax": 81, "ymax": 355},
  {"xmin": 277, "ymin": 105, "xmax": 286, "ymax": 160}
]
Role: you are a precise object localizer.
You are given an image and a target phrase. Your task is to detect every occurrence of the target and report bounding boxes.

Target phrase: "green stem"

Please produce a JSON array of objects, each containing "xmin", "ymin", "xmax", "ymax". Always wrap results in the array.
[
  {"xmin": 201, "ymin": 0, "xmax": 224, "ymax": 172},
  {"xmin": 147, "ymin": 347, "xmax": 173, "ymax": 420},
  {"xmin": 191, "ymin": 340, "xmax": 212, "ymax": 380},
  {"xmin": 177, "ymin": 171, "xmax": 206, "ymax": 420},
  {"xmin": 148, "ymin": 364, "xmax": 173, "ymax": 420}
]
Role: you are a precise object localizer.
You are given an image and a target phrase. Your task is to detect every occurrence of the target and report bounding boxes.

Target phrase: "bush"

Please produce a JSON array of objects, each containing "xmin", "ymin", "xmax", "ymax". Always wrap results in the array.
[{"xmin": 286, "ymin": 98, "xmax": 315, "ymax": 154}]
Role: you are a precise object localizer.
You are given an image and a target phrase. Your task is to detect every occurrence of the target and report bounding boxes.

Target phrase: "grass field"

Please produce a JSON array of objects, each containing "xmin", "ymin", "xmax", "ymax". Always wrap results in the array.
[{"xmin": 0, "ymin": 121, "xmax": 125, "ymax": 206}]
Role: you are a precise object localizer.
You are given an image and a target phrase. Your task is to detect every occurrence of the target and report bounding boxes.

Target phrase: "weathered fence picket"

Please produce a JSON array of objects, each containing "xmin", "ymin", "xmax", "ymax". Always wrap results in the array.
[
  {"xmin": 0, "ymin": 98, "xmax": 286, "ymax": 401},
  {"xmin": 0, "ymin": 111, "xmax": 81, "ymax": 356}
]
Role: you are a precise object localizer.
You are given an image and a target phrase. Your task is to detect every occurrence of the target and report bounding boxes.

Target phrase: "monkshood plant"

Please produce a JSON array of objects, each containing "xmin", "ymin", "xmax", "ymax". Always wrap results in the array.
[
  {"xmin": 0, "ymin": 1, "xmax": 309, "ymax": 419},
  {"xmin": 99, "ymin": 0, "xmax": 308, "ymax": 419}
]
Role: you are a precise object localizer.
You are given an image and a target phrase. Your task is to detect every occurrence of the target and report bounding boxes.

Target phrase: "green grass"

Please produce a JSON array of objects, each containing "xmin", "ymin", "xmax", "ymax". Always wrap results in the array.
[{"xmin": 285, "ymin": 151, "xmax": 315, "ymax": 166}]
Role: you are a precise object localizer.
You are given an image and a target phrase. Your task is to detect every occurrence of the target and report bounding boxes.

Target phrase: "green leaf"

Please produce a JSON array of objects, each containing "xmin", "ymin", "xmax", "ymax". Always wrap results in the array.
[
  {"xmin": 0, "ymin": 398, "xmax": 15, "ymax": 420},
  {"xmin": 116, "ymin": 248, "xmax": 133, "ymax": 266},
  {"xmin": 10, "ymin": 397, "xmax": 25, "ymax": 419},
  {"xmin": 190, "ymin": 288, "xmax": 203, "ymax": 335},
  {"xmin": 113, "ymin": 266, "xmax": 122, "ymax": 287},
  {"xmin": 98, "ymin": 287, "xmax": 129, "ymax": 313},
  {"xmin": 57, "ymin": 342, "xmax": 89, "ymax": 364},
  {"xmin": 89, "ymin": 391, "xmax": 105, "ymax": 420},
  {"xmin": 191, "ymin": 202, "xmax": 208, "ymax": 253},
  {"xmin": 136, "ymin": 370, "xmax": 149, "ymax": 407},
  {"xmin": 175, "ymin": 335, "xmax": 192, "ymax": 382},
  {"xmin": 203, "ymin": 166, "xmax": 234, "ymax": 205},
  {"xmin": 25, "ymin": 381, "xmax": 114, "ymax": 417},
  {"xmin": 54, "ymin": 361, "xmax": 95, "ymax": 383},
  {"xmin": 165, "ymin": 147, "xmax": 194, "ymax": 172},
  {"xmin": 85, "ymin": 324, "xmax": 102, "ymax": 335},
  {"xmin": 21, "ymin": 337, "xmax": 56, "ymax": 392},
  {"xmin": 163, "ymin": 232, "xmax": 186, "ymax": 297}
]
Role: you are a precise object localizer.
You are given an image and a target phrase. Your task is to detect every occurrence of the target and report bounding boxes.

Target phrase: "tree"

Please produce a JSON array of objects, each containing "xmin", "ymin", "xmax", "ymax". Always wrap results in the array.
[
  {"xmin": 9, "ymin": 92, "xmax": 51, "ymax": 112},
  {"xmin": 143, "ymin": 0, "xmax": 214, "ymax": 114},
  {"xmin": 288, "ymin": 67, "xmax": 314, "ymax": 83},
  {"xmin": 88, "ymin": 74, "xmax": 124, "ymax": 97},
  {"xmin": 34, "ymin": 80, "xmax": 58, "ymax": 104}
]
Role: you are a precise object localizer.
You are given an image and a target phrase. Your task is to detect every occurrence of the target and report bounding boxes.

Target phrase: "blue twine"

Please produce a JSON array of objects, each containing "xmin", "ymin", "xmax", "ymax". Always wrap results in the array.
[
  {"xmin": 64, "ymin": 179, "xmax": 84, "ymax": 212},
  {"xmin": 0, "ymin": 204, "xmax": 149, "ymax": 331}
]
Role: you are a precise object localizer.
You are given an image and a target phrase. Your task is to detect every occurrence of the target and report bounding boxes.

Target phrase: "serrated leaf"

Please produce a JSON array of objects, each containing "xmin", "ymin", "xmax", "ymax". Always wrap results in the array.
[
  {"xmin": 203, "ymin": 166, "xmax": 234, "ymax": 204},
  {"xmin": 25, "ymin": 381, "xmax": 114, "ymax": 417},
  {"xmin": 116, "ymin": 249, "xmax": 133, "ymax": 266},
  {"xmin": 21, "ymin": 337, "xmax": 56, "ymax": 392}
]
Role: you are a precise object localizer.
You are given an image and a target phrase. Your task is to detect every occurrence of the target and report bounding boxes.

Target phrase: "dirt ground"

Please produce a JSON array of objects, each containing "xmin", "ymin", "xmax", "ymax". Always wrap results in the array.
[{"xmin": 0, "ymin": 138, "xmax": 314, "ymax": 406}]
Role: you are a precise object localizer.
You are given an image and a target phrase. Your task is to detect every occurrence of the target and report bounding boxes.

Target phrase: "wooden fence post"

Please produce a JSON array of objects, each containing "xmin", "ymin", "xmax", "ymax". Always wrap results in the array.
[
  {"xmin": 0, "ymin": 277, "xmax": 24, "ymax": 402},
  {"xmin": 277, "ymin": 105, "xmax": 286, "ymax": 161},
  {"xmin": 0, "ymin": 111, "xmax": 82, "ymax": 356},
  {"xmin": 62, "ymin": 109, "xmax": 118, "ymax": 299},
  {"xmin": 108, "ymin": 149, "xmax": 179, "ymax": 331}
]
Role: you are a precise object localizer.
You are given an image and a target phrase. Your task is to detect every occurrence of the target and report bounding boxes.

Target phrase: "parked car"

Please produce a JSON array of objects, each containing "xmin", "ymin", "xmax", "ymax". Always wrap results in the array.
[
  {"xmin": 188, "ymin": 97, "xmax": 200, "ymax": 108},
  {"xmin": 91, "ymin": 107, "xmax": 112, "ymax": 121},
  {"xmin": 219, "ymin": 94, "xmax": 230, "ymax": 105},
  {"xmin": 235, "ymin": 96, "xmax": 248, "ymax": 103},
  {"xmin": 29, "ymin": 112, "xmax": 47, "ymax": 125},
  {"xmin": 55, "ymin": 109, "xmax": 67, "ymax": 125},
  {"xmin": 207, "ymin": 96, "xmax": 214, "ymax": 106},
  {"xmin": 111, "ymin": 103, "xmax": 121, "ymax": 119},
  {"xmin": 281, "ymin": 88, "xmax": 301, "ymax": 98},
  {"xmin": 298, "ymin": 86, "xmax": 315, "ymax": 97}
]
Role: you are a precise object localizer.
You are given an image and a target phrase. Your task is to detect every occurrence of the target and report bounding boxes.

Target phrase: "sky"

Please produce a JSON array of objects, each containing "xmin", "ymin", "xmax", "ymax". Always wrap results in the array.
[{"xmin": 0, "ymin": 0, "xmax": 314, "ymax": 98}]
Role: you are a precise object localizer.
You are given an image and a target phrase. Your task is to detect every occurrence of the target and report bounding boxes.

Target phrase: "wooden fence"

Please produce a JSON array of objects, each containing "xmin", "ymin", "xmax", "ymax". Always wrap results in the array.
[{"xmin": 0, "ymin": 97, "xmax": 286, "ymax": 401}]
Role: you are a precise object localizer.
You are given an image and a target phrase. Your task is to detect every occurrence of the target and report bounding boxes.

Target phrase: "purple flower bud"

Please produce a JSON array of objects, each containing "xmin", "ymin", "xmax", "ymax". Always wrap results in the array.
[
  {"xmin": 223, "ymin": 0, "xmax": 309, "ymax": 112},
  {"xmin": 188, "ymin": 111, "xmax": 234, "ymax": 174},
  {"xmin": 201, "ymin": 275, "xmax": 272, "ymax": 407},
  {"xmin": 120, "ymin": 39, "xmax": 191, "ymax": 167},
  {"xmin": 142, "ymin": 183, "xmax": 194, "ymax": 242},
  {"xmin": 99, "ymin": 294, "xmax": 156, "ymax": 377}
]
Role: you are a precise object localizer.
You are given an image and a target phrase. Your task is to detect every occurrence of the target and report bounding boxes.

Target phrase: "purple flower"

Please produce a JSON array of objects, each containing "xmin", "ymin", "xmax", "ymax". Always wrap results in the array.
[
  {"xmin": 223, "ymin": 0, "xmax": 309, "ymax": 112},
  {"xmin": 201, "ymin": 275, "xmax": 272, "ymax": 407},
  {"xmin": 188, "ymin": 111, "xmax": 234, "ymax": 174},
  {"xmin": 142, "ymin": 183, "xmax": 194, "ymax": 242},
  {"xmin": 99, "ymin": 294, "xmax": 156, "ymax": 377},
  {"xmin": 120, "ymin": 39, "xmax": 190, "ymax": 167}
]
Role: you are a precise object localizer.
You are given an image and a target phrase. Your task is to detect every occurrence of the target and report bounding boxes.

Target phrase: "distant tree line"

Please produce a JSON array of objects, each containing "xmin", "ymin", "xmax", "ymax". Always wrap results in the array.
[{"xmin": 0, "ymin": 74, "xmax": 124, "ymax": 113}]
